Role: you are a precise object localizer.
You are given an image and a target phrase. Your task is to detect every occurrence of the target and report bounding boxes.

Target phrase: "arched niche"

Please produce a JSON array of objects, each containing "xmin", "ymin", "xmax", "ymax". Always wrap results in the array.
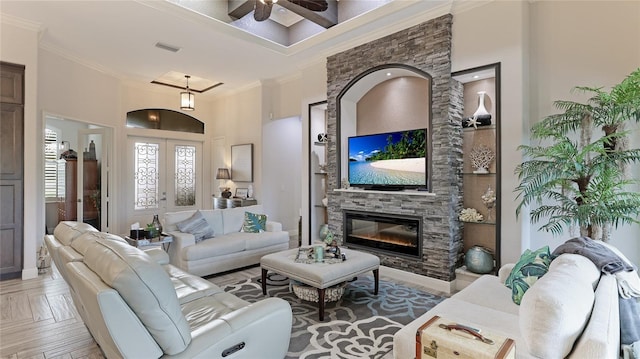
[
  {"xmin": 126, "ymin": 109, "xmax": 204, "ymax": 134},
  {"xmin": 337, "ymin": 64, "xmax": 433, "ymax": 190}
]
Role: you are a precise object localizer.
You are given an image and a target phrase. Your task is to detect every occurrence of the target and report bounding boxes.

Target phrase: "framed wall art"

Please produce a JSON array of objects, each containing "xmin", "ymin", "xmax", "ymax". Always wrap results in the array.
[{"xmin": 231, "ymin": 143, "xmax": 253, "ymax": 182}]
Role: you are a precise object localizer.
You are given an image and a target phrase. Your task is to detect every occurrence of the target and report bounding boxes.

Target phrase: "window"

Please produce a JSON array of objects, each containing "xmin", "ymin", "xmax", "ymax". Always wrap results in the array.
[
  {"xmin": 44, "ymin": 128, "xmax": 65, "ymax": 198},
  {"xmin": 134, "ymin": 142, "xmax": 159, "ymax": 210},
  {"xmin": 175, "ymin": 145, "xmax": 196, "ymax": 206}
]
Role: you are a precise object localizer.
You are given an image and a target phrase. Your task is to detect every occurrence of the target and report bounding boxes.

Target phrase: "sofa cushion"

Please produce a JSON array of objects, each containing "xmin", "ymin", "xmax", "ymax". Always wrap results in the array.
[
  {"xmin": 83, "ymin": 237, "xmax": 191, "ymax": 355},
  {"xmin": 222, "ymin": 205, "xmax": 264, "ymax": 234},
  {"xmin": 71, "ymin": 231, "xmax": 126, "ymax": 256},
  {"xmin": 163, "ymin": 264, "xmax": 224, "ymax": 304},
  {"xmin": 506, "ymin": 245, "xmax": 552, "ymax": 304},
  {"xmin": 182, "ymin": 236, "xmax": 246, "ymax": 262},
  {"xmin": 241, "ymin": 211, "xmax": 267, "ymax": 233},
  {"xmin": 165, "ymin": 209, "xmax": 223, "ymax": 235},
  {"xmin": 519, "ymin": 255, "xmax": 596, "ymax": 359},
  {"xmin": 239, "ymin": 231, "xmax": 290, "ymax": 251},
  {"xmin": 393, "ymin": 298, "xmax": 523, "ymax": 359},
  {"xmin": 53, "ymin": 221, "xmax": 98, "ymax": 246},
  {"xmin": 549, "ymin": 253, "xmax": 601, "ymax": 289},
  {"xmin": 452, "ymin": 275, "xmax": 520, "ymax": 316},
  {"xmin": 176, "ymin": 210, "xmax": 215, "ymax": 243}
]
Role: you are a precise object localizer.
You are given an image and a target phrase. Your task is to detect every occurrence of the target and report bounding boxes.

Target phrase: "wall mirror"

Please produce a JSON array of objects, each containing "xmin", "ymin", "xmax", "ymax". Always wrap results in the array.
[{"xmin": 231, "ymin": 144, "xmax": 253, "ymax": 182}]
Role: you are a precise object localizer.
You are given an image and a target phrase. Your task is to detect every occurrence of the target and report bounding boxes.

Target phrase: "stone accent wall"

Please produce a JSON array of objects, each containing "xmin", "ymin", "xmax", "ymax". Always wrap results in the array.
[{"xmin": 325, "ymin": 14, "xmax": 464, "ymax": 281}]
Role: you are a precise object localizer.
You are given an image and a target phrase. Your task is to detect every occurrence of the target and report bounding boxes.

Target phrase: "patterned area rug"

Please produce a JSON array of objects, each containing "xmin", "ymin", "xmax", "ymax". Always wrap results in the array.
[{"xmin": 220, "ymin": 275, "xmax": 444, "ymax": 359}]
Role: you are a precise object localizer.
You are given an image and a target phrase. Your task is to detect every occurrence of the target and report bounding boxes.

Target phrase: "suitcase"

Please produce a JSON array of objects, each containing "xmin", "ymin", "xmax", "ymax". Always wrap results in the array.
[{"xmin": 416, "ymin": 315, "xmax": 515, "ymax": 359}]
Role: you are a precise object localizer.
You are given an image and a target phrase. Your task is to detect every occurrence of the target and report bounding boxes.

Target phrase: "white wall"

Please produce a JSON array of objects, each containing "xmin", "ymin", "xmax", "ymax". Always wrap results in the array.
[
  {"xmin": 262, "ymin": 116, "xmax": 302, "ymax": 233},
  {"xmin": 527, "ymin": 1, "xmax": 640, "ymax": 263}
]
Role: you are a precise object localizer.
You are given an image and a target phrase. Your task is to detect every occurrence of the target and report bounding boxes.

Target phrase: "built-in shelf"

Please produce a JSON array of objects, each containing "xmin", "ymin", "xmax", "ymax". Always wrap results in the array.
[
  {"xmin": 454, "ymin": 62, "xmax": 501, "ymax": 272},
  {"xmin": 461, "ymin": 220, "xmax": 496, "ymax": 225},
  {"xmin": 309, "ymin": 101, "xmax": 328, "ymax": 246},
  {"xmin": 463, "ymin": 124, "xmax": 497, "ymax": 132},
  {"xmin": 334, "ymin": 188, "xmax": 436, "ymax": 196}
]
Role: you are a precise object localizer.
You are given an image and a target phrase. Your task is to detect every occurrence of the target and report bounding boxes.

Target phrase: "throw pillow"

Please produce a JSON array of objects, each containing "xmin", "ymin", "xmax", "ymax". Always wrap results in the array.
[
  {"xmin": 176, "ymin": 210, "xmax": 215, "ymax": 243},
  {"xmin": 505, "ymin": 245, "xmax": 552, "ymax": 305},
  {"xmin": 241, "ymin": 212, "xmax": 267, "ymax": 233}
]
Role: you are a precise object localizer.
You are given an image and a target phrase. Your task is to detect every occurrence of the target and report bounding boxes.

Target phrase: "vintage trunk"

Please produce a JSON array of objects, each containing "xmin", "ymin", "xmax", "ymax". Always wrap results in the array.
[{"xmin": 416, "ymin": 315, "xmax": 515, "ymax": 359}]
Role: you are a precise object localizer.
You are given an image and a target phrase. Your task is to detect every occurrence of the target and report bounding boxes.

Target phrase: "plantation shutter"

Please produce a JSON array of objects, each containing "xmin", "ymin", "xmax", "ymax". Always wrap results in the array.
[{"xmin": 44, "ymin": 128, "xmax": 65, "ymax": 198}]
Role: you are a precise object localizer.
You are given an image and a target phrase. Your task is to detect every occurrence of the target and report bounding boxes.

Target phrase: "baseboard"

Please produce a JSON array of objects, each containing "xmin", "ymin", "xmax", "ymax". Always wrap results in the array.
[
  {"xmin": 379, "ymin": 265, "xmax": 455, "ymax": 295},
  {"xmin": 22, "ymin": 267, "xmax": 39, "ymax": 280}
]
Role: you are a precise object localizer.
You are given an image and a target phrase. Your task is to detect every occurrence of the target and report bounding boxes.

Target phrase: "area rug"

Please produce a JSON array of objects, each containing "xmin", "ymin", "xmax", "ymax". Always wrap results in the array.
[{"xmin": 219, "ymin": 275, "xmax": 445, "ymax": 359}]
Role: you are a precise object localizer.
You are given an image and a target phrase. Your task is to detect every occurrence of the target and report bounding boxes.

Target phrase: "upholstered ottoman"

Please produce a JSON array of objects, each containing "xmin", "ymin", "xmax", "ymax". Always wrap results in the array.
[{"xmin": 261, "ymin": 247, "xmax": 380, "ymax": 320}]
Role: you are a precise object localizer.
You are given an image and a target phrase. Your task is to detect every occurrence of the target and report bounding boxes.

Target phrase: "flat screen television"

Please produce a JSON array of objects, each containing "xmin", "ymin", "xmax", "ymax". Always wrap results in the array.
[{"xmin": 348, "ymin": 129, "xmax": 427, "ymax": 190}]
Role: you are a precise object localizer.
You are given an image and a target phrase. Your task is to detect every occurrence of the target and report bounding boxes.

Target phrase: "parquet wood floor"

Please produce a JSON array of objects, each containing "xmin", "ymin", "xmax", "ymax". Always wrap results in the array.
[{"xmin": 0, "ymin": 265, "xmax": 104, "ymax": 359}]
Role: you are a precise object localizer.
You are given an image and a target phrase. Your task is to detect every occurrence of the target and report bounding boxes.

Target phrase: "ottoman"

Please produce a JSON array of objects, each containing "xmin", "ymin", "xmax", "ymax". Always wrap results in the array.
[{"xmin": 260, "ymin": 247, "xmax": 380, "ymax": 320}]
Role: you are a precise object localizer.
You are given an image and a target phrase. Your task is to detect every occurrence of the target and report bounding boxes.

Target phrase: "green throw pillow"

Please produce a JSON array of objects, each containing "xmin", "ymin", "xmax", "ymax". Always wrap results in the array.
[
  {"xmin": 505, "ymin": 246, "xmax": 552, "ymax": 305},
  {"xmin": 241, "ymin": 212, "xmax": 267, "ymax": 233}
]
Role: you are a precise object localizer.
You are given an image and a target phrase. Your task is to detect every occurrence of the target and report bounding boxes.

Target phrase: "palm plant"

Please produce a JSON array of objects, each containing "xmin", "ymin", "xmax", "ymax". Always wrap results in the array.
[{"xmin": 515, "ymin": 68, "xmax": 640, "ymax": 241}]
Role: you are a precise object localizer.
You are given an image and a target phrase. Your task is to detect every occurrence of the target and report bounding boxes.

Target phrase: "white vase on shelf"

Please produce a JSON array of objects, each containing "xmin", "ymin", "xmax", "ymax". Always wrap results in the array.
[{"xmin": 473, "ymin": 91, "xmax": 490, "ymax": 117}]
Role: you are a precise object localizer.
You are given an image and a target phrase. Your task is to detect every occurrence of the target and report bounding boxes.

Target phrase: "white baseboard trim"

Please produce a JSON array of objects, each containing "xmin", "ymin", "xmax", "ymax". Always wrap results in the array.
[
  {"xmin": 22, "ymin": 267, "xmax": 39, "ymax": 280},
  {"xmin": 379, "ymin": 265, "xmax": 455, "ymax": 295}
]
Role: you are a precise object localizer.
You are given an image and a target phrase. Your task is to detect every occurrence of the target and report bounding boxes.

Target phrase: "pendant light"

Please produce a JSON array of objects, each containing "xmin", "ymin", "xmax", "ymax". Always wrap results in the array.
[{"xmin": 180, "ymin": 75, "xmax": 195, "ymax": 111}]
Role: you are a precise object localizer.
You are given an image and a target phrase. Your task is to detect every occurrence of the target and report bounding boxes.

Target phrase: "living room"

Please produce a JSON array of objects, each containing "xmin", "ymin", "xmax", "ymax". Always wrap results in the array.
[{"xmin": 1, "ymin": 0, "xmax": 639, "ymax": 357}]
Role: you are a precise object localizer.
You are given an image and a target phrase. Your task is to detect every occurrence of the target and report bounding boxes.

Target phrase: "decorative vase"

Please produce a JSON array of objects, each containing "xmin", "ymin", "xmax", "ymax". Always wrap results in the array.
[
  {"xmin": 463, "ymin": 91, "xmax": 492, "ymax": 128},
  {"xmin": 319, "ymin": 224, "xmax": 329, "ymax": 240},
  {"xmin": 151, "ymin": 214, "xmax": 162, "ymax": 239},
  {"xmin": 464, "ymin": 246, "xmax": 494, "ymax": 274},
  {"xmin": 473, "ymin": 91, "xmax": 490, "ymax": 117}
]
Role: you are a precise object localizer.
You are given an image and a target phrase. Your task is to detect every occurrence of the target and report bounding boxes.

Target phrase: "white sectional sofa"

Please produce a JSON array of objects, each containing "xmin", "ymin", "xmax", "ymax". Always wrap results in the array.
[
  {"xmin": 45, "ymin": 221, "xmax": 293, "ymax": 359},
  {"xmin": 164, "ymin": 205, "xmax": 290, "ymax": 277},
  {"xmin": 394, "ymin": 253, "xmax": 620, "ymax": 359}
]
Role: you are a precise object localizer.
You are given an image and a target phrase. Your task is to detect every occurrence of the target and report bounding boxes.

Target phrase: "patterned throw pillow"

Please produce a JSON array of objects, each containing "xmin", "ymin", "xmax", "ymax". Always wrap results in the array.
[
  {"xmin": 505, "ymin": 245, "xmax": 552, "ymax": 305},
  {"xmin": 241, "ymin": 212, "xmax": 267, "ymax": 233},
  {"xmin": 176, "ymin": 210, "xmax": 215, "ymax": 243}
]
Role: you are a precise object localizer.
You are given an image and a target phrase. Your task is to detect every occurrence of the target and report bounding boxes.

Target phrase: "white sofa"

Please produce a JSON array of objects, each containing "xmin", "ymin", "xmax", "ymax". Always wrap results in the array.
[
  {"xmin": 394, "ymin": 254, "xmax": 620, "ymax": 359},
  {"xmin": 164, "ymin": 205, "xmax": 290, "ymax": 277},
  {"xmin": 45, "ymin": 221, "xmax": 293, "ymax": 359}
]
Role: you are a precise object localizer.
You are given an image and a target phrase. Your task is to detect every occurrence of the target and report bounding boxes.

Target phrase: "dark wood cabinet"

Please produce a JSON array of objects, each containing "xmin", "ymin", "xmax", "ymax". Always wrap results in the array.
[
  {"xmin": 58, "ymin": 159, "xmax": 99, "ymax": 225},
  {"xmin": 0, "ymin": 62, "xmax": 25, "ymax": 280}
]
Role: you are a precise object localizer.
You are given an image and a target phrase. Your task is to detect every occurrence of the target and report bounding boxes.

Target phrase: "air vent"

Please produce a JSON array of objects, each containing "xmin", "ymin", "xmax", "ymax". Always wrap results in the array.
[{"xmin": 155, "ymin": 42, "xmax": 181, "ymax": 53}]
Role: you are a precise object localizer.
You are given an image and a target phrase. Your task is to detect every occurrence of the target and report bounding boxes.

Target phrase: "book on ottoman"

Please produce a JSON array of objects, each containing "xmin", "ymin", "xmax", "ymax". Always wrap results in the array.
[{"xmin": 416, "ymin": 315, "xmax": 515, "ymax": 359}]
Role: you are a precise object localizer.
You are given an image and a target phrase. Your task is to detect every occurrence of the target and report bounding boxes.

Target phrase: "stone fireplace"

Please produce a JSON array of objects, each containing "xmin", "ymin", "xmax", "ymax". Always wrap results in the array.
[{"xmin": 325, "ymin": 14, "xmax": 464, "ymax": 282}]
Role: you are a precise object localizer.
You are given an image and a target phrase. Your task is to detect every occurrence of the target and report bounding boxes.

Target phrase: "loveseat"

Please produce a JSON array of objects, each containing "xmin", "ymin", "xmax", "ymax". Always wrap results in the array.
[
  {"xmin": 45, "ymin": 221, "xmax": 293, "ymax": 358},
  {"xmin": 164, "ymin": 205, "xmax": 290, "ymax": 277},
  {"xmin": 393, "ymin": 253, "xmax": 620, "ymax": 359}
]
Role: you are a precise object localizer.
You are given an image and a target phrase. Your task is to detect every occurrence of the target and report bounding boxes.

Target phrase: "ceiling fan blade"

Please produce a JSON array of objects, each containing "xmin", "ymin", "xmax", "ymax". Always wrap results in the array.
[
  {"xmin": 288, "ymin": 0, "xmax": 328, "ymax": 12},
  {"xmin": 254, "ymin": 1, "xmax": 274, "ymax": 21}
]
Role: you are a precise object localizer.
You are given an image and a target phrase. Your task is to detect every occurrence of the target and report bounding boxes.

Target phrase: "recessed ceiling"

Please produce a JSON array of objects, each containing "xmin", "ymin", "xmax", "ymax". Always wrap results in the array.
[
  {"xmin": 0, "ymin": 0, "xmax": 455, "ymax": 97},
  {"xmin": 151, "ymin": 71, "xmax": 223, "ymax": 93}
]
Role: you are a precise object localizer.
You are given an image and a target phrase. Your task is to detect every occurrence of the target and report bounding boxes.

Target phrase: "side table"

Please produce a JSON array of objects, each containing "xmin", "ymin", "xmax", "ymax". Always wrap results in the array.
[{"xmin": 124, "ymin": 234, "xmax": 173, "ymax": 252}]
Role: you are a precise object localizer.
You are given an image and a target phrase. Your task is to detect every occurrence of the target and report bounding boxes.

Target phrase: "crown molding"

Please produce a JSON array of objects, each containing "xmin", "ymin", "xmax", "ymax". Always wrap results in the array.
[
  {"xmin": 1, "ymin": 13, "xmax": 43, "ymax": 32},
  {"xmin": 39, "ymin": 42, "xmax": 125, "ymax": 81}
]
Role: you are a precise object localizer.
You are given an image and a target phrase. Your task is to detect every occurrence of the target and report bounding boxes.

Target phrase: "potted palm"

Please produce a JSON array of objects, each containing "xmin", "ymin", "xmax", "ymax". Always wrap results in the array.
[{"xmin": 515, "ymin": 68, "xmax": 640, "ymax": 241}]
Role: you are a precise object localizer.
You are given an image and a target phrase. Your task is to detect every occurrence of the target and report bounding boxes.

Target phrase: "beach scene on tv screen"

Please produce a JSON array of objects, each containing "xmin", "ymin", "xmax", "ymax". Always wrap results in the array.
[{"xmin": 348, "ymin": 129, "xmax": 426, "ymax": 185}]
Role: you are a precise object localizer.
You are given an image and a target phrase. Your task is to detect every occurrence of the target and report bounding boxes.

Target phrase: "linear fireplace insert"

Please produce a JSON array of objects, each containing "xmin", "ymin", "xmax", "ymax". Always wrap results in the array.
[{"xmin": 343, "ymin": 211, "xmax": 422, "ymax": 257}]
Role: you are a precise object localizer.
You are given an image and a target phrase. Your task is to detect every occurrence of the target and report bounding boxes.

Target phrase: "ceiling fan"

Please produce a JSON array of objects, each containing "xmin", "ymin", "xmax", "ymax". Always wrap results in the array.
[{"xmin": 254, "ymin": 0, "xmax": 329, "ymax": 22}]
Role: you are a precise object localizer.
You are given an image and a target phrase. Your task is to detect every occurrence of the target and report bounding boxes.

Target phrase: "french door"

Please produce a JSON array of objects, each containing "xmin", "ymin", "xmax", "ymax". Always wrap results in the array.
[{"xmin": 127, "ymin": 137, "xmax": 202, "ymax": 230}]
